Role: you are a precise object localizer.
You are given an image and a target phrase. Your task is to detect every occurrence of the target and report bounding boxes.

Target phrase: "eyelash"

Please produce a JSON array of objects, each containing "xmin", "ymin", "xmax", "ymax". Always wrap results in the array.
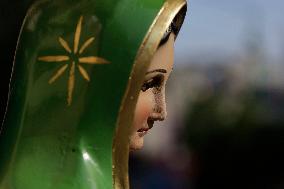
[{"xmin": 141, "ymin": 75, "xmax": 164, "ymax": 92}]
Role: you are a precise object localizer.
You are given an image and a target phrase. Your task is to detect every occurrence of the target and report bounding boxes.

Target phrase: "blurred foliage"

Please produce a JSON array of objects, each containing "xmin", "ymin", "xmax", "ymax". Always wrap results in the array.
[{"xmin": 184, "ymin": 76, "xmax": 284, "ymax": 189}]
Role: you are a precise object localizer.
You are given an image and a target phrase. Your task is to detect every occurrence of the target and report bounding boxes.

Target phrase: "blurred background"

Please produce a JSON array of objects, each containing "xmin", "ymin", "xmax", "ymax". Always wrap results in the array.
[{"xmin": 130, "ymin": 0, "xmax": 284, "ymax": 188}]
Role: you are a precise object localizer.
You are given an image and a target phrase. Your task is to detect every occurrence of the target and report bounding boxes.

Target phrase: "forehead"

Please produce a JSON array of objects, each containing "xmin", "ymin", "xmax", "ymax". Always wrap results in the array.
[{"xmin": 147, "ymin": 34, "xmax": 175, "ymax": 72}]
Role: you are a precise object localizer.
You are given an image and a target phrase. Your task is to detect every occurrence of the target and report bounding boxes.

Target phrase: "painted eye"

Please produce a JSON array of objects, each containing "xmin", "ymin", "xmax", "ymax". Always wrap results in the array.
[{"xmin": 141, "ymin": 75, "xmax": 163, "ymax": 92}]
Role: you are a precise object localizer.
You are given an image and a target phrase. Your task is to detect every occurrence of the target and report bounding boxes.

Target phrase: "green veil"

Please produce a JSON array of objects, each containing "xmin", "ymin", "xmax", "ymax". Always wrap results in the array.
[{"xmin": 0, "ymin": 0, "xmax": 187, "ymax": 188}]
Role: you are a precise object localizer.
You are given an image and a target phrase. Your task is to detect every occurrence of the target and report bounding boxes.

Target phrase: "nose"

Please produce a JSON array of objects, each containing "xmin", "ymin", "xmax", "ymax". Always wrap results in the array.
[{"xmin": 152, "ymin": 89, "xmax": 167, "ymax": 121}]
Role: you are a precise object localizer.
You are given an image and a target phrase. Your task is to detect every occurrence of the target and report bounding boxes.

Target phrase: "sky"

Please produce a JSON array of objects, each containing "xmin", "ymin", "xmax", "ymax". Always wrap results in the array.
[{"xmin": 175, "ymin": 0, "xmax": 284, "ymax": 64}]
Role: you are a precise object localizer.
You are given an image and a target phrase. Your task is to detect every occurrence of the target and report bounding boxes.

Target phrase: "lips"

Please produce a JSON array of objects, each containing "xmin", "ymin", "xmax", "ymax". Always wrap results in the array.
[
  {"xmin": 137, "ymin": 128, "xmax": 149, "ymax": 132},
  {"xmin": 137, "ymin": 117, "xmax": 156, "ymax": 137}
]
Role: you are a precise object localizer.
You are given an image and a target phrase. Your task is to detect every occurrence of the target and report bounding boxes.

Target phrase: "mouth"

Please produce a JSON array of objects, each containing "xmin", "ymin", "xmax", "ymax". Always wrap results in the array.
[
  {"xmin": 137, "ymin": 118, "xmax": 155, "ymax": 137},
  {"xmin": 137, "ymin": 129, "xmax": 148, "ymax": 137}
]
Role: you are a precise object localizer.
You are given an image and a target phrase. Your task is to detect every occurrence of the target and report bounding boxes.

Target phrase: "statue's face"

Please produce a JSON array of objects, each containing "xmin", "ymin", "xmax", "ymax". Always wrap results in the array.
[{"xmin": 130, "ymin": 33, "xmax": 175, "ymax": 151}]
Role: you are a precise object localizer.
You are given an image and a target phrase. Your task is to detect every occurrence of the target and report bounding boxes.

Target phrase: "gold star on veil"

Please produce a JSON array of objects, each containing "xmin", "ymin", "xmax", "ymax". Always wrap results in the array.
[{"xmin": 38, "ymin": 16, "xmax": 110, "ymax": 106}]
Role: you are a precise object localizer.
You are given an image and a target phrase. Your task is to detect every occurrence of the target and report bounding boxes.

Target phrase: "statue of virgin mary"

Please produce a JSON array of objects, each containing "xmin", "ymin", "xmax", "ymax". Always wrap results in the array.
[{"xmin": 0, "ymin": 0, "xmax": 187, "ymax": 188}]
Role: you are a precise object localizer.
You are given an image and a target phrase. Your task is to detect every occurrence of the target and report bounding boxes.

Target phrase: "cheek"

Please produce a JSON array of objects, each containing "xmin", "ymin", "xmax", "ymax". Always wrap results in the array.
[{"xmin": 133, "ymin": 91, "xmax": 153, "ymax": 130}]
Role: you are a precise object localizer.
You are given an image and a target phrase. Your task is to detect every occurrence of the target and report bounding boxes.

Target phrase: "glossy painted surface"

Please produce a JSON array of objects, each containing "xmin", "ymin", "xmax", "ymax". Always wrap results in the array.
[{"xmin": 0, "ymin": 0, "xmax": 165, "ymax": 188}]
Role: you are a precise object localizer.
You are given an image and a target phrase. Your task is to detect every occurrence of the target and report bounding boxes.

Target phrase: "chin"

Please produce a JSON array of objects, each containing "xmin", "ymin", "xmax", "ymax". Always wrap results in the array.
[{"xmin": 129, "ymin": 134, "xmax": 144, "ymax": 151}]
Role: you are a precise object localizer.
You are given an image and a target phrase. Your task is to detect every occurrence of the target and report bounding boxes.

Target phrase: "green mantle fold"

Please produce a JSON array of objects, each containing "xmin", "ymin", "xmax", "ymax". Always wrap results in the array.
[{"xmin": 0, "ymin": 0, "xmax": 187, "ymax": 188}]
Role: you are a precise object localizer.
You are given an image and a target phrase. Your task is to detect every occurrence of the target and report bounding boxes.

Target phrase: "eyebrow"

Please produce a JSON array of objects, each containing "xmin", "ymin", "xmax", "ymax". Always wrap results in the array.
[{"xmin": 146, "ymin": 69, "xmax": 167, "ymax": 75}]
